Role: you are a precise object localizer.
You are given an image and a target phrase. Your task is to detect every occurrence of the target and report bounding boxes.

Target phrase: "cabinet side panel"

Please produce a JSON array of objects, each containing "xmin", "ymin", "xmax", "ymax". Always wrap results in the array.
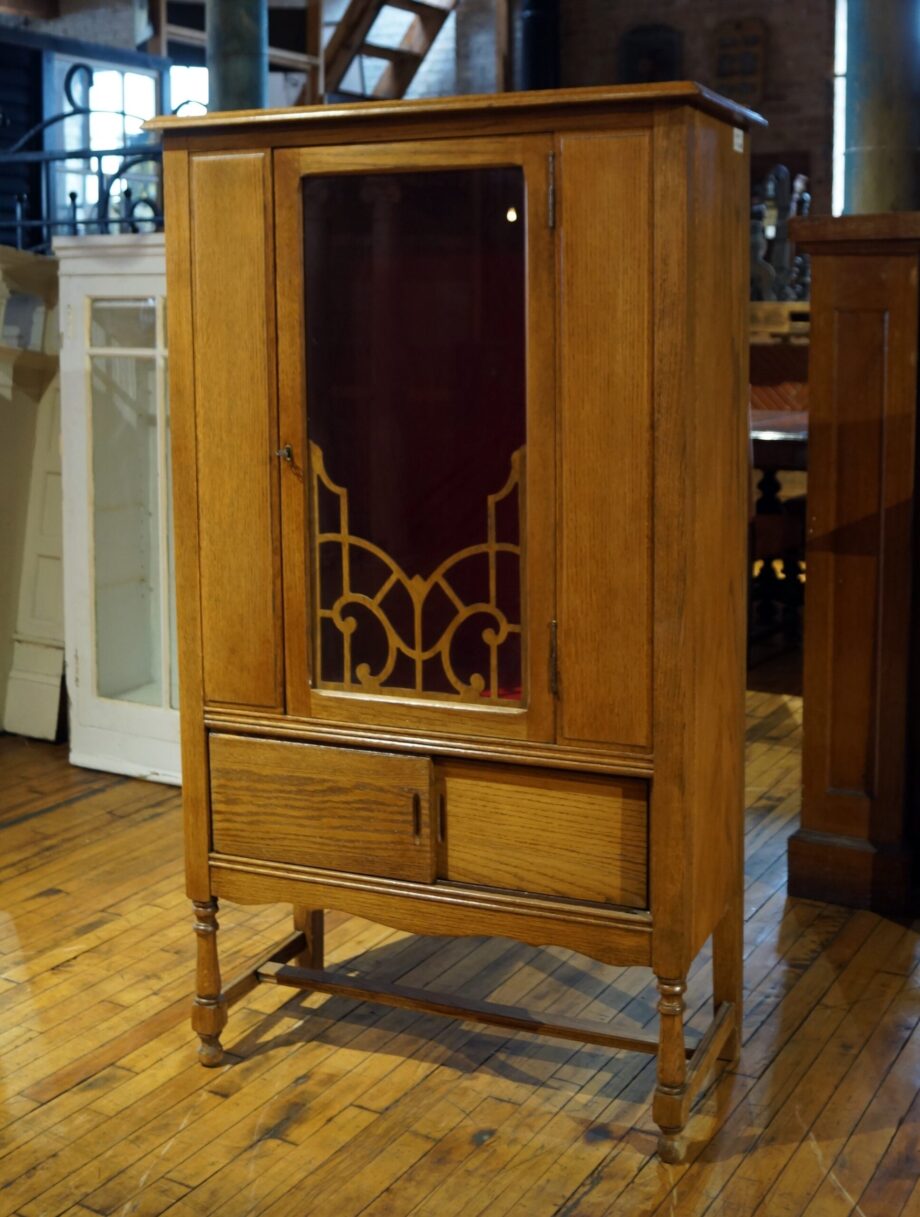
[
  {"xmin": 799, "ymin": 253, "xmax": 917, "ymax": 850},
  {"xmin": 189, "ymin": 151, "xmax": 282, "ymax": 709},
  {"xmin": 163, "ymin": 148, "xmax": 210, "ymax": 898},
  {"xmin": 687, "ymin": 113, "xmax": 748, "ymax": 957},
  {"xmin": 557, "ymin": 130, "xmax": 652, "ymax": 750}
]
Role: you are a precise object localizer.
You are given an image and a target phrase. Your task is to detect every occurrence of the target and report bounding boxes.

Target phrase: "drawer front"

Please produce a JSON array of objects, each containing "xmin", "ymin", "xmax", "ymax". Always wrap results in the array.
[
  {"xmin": 438, "ymin": 762, "xmax": 647, "ymax": 908},
  {"xmin": 209, "ymin": 735, "xmax": 435, "ymax": 882}
]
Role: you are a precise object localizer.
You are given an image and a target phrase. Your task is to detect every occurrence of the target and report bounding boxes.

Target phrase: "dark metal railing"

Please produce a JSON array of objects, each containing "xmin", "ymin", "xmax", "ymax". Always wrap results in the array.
[{"xmin": 0, "ymin": 62, "xmax": 170, "ymax": 251}]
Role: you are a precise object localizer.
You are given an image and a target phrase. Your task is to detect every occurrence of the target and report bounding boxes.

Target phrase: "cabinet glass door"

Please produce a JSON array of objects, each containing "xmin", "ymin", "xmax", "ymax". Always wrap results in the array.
[
  {"xmin": 276, "ymin": 138, "xmax": 554, "ymax": 741},
  {"xmin": 305, "ymin": 167, "xmax": 524, "ymax": 705}
]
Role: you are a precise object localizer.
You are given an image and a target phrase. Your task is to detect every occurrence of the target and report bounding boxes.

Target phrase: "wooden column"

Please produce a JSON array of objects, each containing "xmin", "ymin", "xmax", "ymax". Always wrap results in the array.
[
  {"xmin": 790, "ymin": 214, "xmax": 920, "ymax": 914},
  {"xmin": 206, "ymin": 0, "xmax": 268, "ymax": 111},
  {"xmin": 844, "ymin": 0, "xmax": 920, "ymax": 213}
]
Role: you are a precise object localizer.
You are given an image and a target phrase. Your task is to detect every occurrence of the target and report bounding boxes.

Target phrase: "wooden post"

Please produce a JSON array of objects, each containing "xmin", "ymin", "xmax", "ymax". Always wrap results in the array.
[
  {"xmin": 192, "ymin": 899, "xmax": 228, "ymax": 1066},
  {"xmin": 653, "ymin": 975, "xmax": 688, "ymax": 1163},
  {"xmin": 790, "ymin": 214, "xmax": 920, "ymax": 914},
  {"xmin": 293, "ymin": 906, "xmax": 325, "ymax": 968}
]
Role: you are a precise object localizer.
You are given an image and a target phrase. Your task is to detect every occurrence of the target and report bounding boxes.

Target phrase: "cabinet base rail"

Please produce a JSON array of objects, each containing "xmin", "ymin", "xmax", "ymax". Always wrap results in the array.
[{"xmin": 197, "ymin": 917, "xmax": 737, "ymax": 1163}]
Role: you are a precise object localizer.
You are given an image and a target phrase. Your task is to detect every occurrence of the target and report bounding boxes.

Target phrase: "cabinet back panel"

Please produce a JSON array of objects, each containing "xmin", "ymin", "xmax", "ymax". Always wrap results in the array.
[
  {"xmin": 439, "ymin": 761, "xmax": 647, "ymax": 907},
  {"xmin": 557, "ymin": 131, "xmax": 652, "ymax": 750},
  {"xmin": 189, "ymin": 152, "xmax": 282, "ymax": 709}
]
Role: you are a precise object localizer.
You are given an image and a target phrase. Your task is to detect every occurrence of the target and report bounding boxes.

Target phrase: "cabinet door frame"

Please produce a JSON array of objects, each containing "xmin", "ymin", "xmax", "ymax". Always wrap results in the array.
[{"xmin": 274, "ymin": 135, "xmax": 555, "ymax": 742}]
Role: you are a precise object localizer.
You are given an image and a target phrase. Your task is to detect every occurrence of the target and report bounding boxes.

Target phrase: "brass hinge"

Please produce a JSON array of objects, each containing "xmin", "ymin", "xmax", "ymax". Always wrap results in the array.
[
  {"xmin": 547, "ymin": 153, "xmax": 556, "ymax": 229},
  {"xmin": 549, "ymin": 619, "xmax": 558, "ymax": 696}
]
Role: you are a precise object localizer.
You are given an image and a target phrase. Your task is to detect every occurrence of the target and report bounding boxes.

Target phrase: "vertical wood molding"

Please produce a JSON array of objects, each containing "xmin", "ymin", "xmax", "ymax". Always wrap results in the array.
[{"xmin": 188, "ymin": 150, "xmax": 283, "ymax": 713}]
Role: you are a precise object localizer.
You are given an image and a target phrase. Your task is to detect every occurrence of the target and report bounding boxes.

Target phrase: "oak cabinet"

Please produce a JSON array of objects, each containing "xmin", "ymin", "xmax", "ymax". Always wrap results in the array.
[{"xmin": 151, "ymin": 82, "xmax": 759, "ymax": 1160}]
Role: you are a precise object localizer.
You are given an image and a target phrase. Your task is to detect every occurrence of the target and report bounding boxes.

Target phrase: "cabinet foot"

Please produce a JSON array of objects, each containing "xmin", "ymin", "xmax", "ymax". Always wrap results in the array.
[
  {"xmin": 192, "ymin": 899, "xmax": 227, "ymax": 1067},
  {"xmin": 197, "ymin": 1033, "xmax": 224, "ymax": 1067},
  {"xmin": 656, "ymin": 1130, "xmax": 684, "ymax": 1164}
]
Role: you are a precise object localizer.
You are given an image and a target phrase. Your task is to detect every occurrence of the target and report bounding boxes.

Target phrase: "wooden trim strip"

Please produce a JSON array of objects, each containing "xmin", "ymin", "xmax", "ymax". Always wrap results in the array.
[
  {"xmin": 256, "ymin": 961, "xmax": 677, "ymax": 1055},
  {"xmin": 145, "ymin": 82, "xmax": 765, "ymax": 134},
  {"xmin": 210, "ymin": 857, "xmax": 653, "ymax": 966},
  {"xmin": 202, "ymin": 711, "xmax": 655, "ymax": 777}
]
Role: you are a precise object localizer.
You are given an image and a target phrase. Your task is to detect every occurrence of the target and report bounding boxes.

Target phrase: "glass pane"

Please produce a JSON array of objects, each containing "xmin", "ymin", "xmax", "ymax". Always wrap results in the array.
[
  {"xmin": 303, "ymin": 167, "xmax": 526, "ymax": 705},
  {"xmin": 166, "ymin": 397, "xmax": 180, "ymax": 711},
  {"xmin": 124, "ymin": 72, "xmax": 157, "ymax": 136},
  {"xmin": 92, "ymin": 355, "xmax": 162, "ymax": 706},
  {"xmin": 2, "ymin": 292, "xmax": 45, "ymax": 350},
  {"xmin": 91, "ymin": 298, "xmax": 156, "ymax": 348}
]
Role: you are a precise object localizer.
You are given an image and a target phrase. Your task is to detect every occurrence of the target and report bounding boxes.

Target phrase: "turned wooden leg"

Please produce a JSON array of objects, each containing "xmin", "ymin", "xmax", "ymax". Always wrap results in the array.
[
  {"xmin": 712, "ymin": 889, "xmax": 743, "ymax": 1065},
  {"xmin": 653, "ymin": 975, "xmax": 688, "ymax": 1163},
  {"xmin": 293, "ymin": 906, "xmax": 324, "ymax": 969},
  {"xmin": 192, "ymin": 899, "xmax": 227, "ymax": 1067}
]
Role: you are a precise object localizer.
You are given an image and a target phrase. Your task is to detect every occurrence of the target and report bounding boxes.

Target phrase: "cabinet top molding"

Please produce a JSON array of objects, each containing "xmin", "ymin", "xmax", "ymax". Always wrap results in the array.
[
  {"xmin": 146, "ymin": 81, "xmax": 765, "ymax": 138},
  {"xmin": 791, "ymin": 213, "xmax": 920, "ymax": 251}
]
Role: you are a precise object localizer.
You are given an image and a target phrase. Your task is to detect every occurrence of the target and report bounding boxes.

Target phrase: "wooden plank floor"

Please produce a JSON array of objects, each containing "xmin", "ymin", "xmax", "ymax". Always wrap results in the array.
[{"xmin": 0, "ymin": 691, "xmax": 918, "ymax": 1216}]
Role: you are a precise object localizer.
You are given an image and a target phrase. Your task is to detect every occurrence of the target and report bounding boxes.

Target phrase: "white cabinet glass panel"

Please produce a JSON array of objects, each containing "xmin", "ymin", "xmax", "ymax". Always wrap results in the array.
[
  {"xmin": 57, "ymin": 236, "xmax": 178, "ymax": 784},
  {"xmin": 88, "ymin": 296, "xmax": 175, "ymax": 710},
  {"xmin": 90, "ymin": 351, "xmax": 162, "ymax": 705}
]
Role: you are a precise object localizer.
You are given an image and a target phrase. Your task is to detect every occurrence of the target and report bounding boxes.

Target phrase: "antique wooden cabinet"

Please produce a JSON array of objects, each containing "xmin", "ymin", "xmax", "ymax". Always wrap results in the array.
[{"xmin": 150, "ymin": 82, "xmax": 758, "ymax": 1160}]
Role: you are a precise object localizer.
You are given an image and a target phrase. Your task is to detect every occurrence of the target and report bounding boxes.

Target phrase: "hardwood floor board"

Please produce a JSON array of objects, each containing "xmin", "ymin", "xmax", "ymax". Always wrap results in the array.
[
  {"xmin": 797, "ymin": 1012, "xmax": 920, "ymax": 1217},
  {"xmin": 1, "ymin": 689, "xmax": 918, "ymax": 1215},
  {"xmin": 77, "ymin": 937, "xmax": 521, "ymax": 1209},
  {"xmin": 702, "ymin": 966, "xmax": 910, "ymax": 1215},
  {"xmin": 747, "ymin": 973, "xmax": 920, "ymax": 1216},
  {"xmin": 235, "ymin": 940, "xmax": 664, "ymax": 1216}
]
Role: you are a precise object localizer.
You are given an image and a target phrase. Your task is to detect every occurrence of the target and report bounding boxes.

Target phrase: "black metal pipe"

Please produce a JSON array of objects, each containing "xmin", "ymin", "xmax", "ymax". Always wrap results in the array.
[{"xmin": 206, "ymin": 0, "xmax": 268, "ymax": 112}]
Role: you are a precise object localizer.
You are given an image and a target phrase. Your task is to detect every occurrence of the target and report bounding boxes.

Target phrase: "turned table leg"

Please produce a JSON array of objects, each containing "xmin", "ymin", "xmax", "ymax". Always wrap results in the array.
[
  {"xmin": 293, "ymin": 906, "xmax": 324, "ymax": 969},
  {"xmin": 653, "ymin": 975, "xmax": 688, "ymax": 1163},
  {"xmin": 192, "ymin": 898, "xmax": 227, "ymax": 1067}
]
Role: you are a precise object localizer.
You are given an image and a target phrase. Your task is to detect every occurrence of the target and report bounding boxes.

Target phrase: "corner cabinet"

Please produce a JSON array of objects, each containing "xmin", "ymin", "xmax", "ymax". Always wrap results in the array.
[{"xmin": 150, "ymin": 83, "xmax": 759, "ymax": 1161}]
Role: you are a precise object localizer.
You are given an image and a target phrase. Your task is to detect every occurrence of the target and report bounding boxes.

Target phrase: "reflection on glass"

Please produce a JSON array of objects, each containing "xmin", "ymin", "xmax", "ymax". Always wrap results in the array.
[
  {"xmin": 2, "ymin": 293, "xmax": 45, "ymax": 349},
  {"xmin": 91, "ymin": 299, "xmax": 156, "ymax": 348},
  {"xmin": 303, "ymin": 167, "xmax": 526, "ymax": 705},
  {"xmin": 166, "ymin": 404, "xmax": 180, "ymax": 710},
  {"xmin": 92, "ymin": 355, "xmax": 161, "ymax": 705}
]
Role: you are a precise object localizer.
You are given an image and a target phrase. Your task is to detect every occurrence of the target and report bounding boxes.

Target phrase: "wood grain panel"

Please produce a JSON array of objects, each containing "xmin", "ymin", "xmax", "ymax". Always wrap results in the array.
[
  {"xmin": 438, "ymin": 761, "xmax": 647, "ymax": 908},
  {"xmin": 209, "ymin": 734, "xmax": 435, "ymax": 882},
  {"xmin": 556, "ymin": 130, "xmax": 652, "ymax": 750},
  {"xmin": 790, "ymin": 235, "xmax": 920, "ymax": 911},
  {"xmin": 685, "ymin": 113, "xmax": 748, "ymax": 960},
  {"xmin": 189, "ymin": 152, "xmax": 282, "ymax": 709},
  {"xmin": 162, "ymin": 147, "xmax": 210, "ymax": 900}
]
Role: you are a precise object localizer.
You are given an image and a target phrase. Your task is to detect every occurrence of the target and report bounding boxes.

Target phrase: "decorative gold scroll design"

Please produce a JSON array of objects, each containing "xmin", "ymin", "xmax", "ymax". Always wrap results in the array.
[{"xmin": 310, "ymin": 441, "xmax": 524, "ymax": 704}]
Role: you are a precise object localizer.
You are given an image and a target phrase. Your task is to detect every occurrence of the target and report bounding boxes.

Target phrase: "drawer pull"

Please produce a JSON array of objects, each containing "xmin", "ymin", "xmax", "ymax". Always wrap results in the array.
[{"xmin": 411, "ymin": 792, "xmax": 421, "ymax": 841}]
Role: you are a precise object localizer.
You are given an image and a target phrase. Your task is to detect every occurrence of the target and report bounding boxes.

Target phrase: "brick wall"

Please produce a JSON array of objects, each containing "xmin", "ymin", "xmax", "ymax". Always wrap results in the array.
[
  {"xmin": 0, "ymin": 0, "xmax": 139, "ymax": 51},
  {"xmin": 561, "ymin": 0, "xmax": 836, "ymax": 212}
]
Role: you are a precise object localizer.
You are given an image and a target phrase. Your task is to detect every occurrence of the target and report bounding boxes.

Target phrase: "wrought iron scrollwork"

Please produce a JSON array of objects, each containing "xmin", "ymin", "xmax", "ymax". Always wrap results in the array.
[
  {"xmin": 0, "ymin": 59, "xmax": 164, "ymax": 251},
  {"xmin": 310, "ymin": 441, "xmax": 525, "ymax": 705}
]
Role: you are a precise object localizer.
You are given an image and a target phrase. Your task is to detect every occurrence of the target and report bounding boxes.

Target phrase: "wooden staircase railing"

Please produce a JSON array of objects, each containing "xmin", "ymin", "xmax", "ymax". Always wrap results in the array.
[{"xmin": 324, "ymin": 0, "xmax": 456, "ymax": 100}]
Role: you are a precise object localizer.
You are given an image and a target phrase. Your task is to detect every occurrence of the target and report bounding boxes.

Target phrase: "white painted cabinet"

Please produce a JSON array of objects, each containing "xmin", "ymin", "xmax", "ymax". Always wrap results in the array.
[{"xmin": 56, "ymin": 235, "xmax": 179, "ymax": 784}]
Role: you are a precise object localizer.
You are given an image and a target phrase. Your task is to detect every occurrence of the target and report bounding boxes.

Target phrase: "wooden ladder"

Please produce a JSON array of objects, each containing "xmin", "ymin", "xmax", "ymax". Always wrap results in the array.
[{"xmin": 324, "ymin": 0, "xmax": 456, "ymax": 101}]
